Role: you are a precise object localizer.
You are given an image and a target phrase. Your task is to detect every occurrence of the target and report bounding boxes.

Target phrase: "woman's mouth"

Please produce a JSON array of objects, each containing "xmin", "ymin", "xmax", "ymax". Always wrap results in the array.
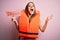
[
  {"xmin": 30, "ymin": 9, "xmax": 33, "ymax": 11},
  {"xmin": 29, "ymin": 9, "xmax": 34, "ymax": 15}
]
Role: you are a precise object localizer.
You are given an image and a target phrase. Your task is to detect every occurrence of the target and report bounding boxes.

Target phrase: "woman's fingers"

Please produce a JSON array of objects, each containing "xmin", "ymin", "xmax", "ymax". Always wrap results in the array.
[
  {"xmin": 47, "ymin": 14, "xmax": 53, "ymax": 20},
  {"xmin": 11, "ymin": 17, "xmax": 16, "ymax": 22}
]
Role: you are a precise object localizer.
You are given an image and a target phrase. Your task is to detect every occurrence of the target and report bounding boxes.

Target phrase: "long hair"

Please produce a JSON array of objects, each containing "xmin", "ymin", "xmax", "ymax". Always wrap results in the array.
[{"xmin": 25, "ymin": 2, "xmax": 36, "ymax": 17}]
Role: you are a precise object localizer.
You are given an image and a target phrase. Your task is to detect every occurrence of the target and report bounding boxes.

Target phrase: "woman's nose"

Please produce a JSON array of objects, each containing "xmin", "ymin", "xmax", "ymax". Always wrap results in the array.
[{"xmin": 30, "ymin": 6, "xmax": 33, "ymax": 8}]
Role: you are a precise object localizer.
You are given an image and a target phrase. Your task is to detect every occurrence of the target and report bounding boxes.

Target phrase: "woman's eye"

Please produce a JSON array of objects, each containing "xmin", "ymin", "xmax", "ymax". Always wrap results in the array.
[{"xmin": 28, "ymin": 5, "xmax": 30, "ymax": 7}]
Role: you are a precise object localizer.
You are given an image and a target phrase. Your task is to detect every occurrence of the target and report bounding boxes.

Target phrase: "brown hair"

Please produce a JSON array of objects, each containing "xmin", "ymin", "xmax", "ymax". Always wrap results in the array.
[{"xmin": 25, "ymin": 2, "xmax": 36, "ymax": 17}]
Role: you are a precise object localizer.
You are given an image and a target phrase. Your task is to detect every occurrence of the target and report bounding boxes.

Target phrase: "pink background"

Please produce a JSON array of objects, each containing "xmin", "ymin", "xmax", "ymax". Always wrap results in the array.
[{"xmin": 0, "ymin": 0, "xmax": 60, "ymax": 40}]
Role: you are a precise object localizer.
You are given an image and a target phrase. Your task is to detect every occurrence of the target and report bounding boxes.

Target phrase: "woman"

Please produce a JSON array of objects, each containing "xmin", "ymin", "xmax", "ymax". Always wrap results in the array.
[{"xmin": 12, "ymin": 2, "xmax": 52, "ymax": 40}]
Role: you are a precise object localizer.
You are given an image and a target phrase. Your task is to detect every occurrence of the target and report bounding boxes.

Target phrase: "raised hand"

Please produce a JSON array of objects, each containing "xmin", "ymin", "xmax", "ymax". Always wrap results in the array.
[
  {"xmin": 11, "ymin": 16, "xmax": 16, "ymax": 22},
  {"xmin": 11, "ymin": 16, "xmax": 18, "ymax": 27},
  {"xmin": 47, "ymin": 14, "xmax": 53, "ymax": 21}
]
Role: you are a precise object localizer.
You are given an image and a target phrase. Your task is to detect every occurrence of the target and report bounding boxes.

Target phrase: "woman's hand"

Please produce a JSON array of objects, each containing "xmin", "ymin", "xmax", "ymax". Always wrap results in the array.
[
  {"xmin": 11, "ymin": 16, "xmax": 18, "ymax": 27},
  {"xmin": 11, "ymin": 16, "xmax": 16, "ymax": 22},
  {"xmin": 47, "ymin": 15, "xmax": 53, "ymax": 21},
  {"xmin": 39, "ymin": 15, "xmax": 53, "ymax": 32}
]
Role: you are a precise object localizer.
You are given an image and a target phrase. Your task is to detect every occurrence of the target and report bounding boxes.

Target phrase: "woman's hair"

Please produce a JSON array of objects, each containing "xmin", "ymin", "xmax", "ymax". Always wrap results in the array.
[{"xmin": 25, "ymin": 2, "xmax": 36, "ymax": 16}]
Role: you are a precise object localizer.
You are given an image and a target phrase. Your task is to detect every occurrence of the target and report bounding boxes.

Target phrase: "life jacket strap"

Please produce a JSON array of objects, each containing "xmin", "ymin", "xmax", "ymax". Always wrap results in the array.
[{"xmin": 19, "ymin": 31, "xmax": 38, "ymax": 35}]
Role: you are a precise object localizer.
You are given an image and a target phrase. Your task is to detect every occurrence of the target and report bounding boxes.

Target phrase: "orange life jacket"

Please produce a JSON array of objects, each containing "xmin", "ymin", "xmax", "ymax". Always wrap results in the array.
[{"xmin": 18, "ymin": 10, "xmax": 40, "ymax": 38}]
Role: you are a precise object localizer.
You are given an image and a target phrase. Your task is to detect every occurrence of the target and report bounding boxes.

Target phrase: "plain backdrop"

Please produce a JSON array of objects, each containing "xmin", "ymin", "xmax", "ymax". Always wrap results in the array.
[{"xmin": 0, "ymin": 0, "xmax": 60, "ymax": 40}]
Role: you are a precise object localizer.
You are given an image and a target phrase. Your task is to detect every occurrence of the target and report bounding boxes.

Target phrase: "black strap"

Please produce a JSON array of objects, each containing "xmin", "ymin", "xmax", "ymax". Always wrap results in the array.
[{"xmin": 19, "ymin": 31, "xmax": 38, "ymax": 35}]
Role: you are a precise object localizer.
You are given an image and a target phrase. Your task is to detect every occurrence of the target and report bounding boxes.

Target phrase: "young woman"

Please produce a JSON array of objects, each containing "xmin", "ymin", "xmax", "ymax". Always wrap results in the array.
[{"xmin": 12, "ymin": 2, "xmax": 52, "ymax": 40}]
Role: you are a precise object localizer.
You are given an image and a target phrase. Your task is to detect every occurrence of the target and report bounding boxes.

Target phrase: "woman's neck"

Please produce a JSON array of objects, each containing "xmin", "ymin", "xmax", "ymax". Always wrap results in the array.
[{"xmin": 28, "ymin": 14, "xmax": 32, "ymax": 19}]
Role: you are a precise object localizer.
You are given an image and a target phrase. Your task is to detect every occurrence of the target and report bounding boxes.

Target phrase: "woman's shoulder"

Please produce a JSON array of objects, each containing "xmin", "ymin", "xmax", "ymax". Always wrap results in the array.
[
  {"xmin": 21, "ymin": 9, "xmax": 25, "ymax": 13},
  {"xmin": 36, "ymin": 10, "xmax": 40, "ymax": 16},
  {"xmin": 20, "ymin": 9, "xmax": 26, "ymax": 16}
]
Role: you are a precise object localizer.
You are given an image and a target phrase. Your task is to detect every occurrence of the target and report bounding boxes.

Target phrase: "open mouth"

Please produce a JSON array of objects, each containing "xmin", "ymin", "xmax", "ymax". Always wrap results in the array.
[{"xmin": 30, "ymin": 9, "xmax": 33, "ymax": 11}]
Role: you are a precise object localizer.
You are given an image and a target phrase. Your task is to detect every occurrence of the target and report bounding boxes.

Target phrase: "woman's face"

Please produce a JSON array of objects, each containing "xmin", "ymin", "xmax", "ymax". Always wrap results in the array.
[{"xmin": 28, "ymin": 3, "xmax": 35, "ymax": 15}]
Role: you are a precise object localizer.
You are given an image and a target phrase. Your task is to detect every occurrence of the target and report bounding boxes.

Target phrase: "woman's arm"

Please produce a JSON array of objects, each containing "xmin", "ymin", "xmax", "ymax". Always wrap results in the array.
[
  {"xmin": 6, "ymin": 11, "xmax": 20, "ymax": 27},
  {"xmin": 39, "ymin": 15, "xmax": 52, "ymax": 32},
  {"xmin": 12, "ymin": 17, "xmax": 18, "ymax": 28}
]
